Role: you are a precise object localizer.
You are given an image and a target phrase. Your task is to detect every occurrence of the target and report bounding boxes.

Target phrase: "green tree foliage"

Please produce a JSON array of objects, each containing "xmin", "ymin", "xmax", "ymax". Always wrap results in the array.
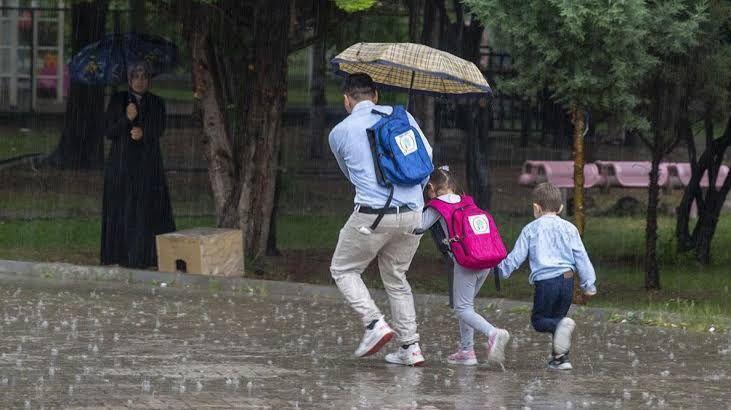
[
  {"xmin": 463, "ymin": 0, "xmax": 710, "ymax": 291},
  {"xmin": 463, "ymin": 0, "xmax": 656, "ymax": 128},
  {"xmin": 332, "ymin": 0, "xmax": 378, "ymax": 13}
]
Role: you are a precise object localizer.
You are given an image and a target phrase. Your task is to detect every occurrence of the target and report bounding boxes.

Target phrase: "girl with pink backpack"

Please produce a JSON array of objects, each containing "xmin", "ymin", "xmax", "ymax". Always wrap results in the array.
[{"xmin": 418, "ymin": 166, "xmax": 510, "ymax": 366}]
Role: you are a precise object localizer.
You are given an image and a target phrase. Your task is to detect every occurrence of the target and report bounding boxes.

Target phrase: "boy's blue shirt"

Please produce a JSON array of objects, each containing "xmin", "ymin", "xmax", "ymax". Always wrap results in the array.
[{"xmin": 496, "ymin": 215, "xmax": 597, "ymax": 293}]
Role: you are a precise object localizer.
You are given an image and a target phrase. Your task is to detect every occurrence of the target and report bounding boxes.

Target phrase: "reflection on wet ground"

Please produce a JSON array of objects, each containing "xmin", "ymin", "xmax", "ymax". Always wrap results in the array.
[{"xmin": 0, "ymin": 277, "xmax": 728, "ymax": 408}]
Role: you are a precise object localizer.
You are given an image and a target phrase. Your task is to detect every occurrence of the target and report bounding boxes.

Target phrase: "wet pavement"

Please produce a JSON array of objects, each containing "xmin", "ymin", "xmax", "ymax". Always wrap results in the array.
[{"xmin": 0, "ymin": 276, "xmax": 728, "ymax": 409}]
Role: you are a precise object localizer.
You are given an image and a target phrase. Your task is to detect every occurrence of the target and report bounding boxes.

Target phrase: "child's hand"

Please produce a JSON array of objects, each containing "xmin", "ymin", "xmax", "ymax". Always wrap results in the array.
[{"xmin": 583, "ymin": 286, "xmax": 597, "ymax": 297}]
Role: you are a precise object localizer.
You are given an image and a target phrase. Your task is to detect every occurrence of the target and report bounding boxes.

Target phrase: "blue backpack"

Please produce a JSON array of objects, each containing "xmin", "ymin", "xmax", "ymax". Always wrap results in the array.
[{"xmin": 365, "ymin": 105, "xmax": 433, "ymax": 229}]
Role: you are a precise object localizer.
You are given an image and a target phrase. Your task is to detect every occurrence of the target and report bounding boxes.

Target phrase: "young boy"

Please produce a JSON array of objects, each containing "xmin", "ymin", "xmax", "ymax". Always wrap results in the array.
[{"xmin": 496, "ymin": 182, "xmax": 597, "ymax": 370}]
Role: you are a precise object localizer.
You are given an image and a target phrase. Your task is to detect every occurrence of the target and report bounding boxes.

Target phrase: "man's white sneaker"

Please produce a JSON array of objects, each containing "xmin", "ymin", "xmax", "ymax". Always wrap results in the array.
[
  {"xmin": 384, "ymin": 342, "xmax": 425, "ymax": 366},
  {"xmin": 553, "ymin": 317, "xmax": 576, "ymax": 356},
  {"xmin": 486, "ymin": 328, "xmax": 510, "ymax": 364},
  {"xmin": 354, "ymin": 317, "xmax": 395, "ymax": 357}
]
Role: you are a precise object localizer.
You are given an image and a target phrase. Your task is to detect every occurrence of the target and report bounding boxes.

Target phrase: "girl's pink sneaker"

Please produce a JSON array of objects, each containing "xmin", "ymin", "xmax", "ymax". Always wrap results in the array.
[{"xmin": 446, "ymin": 349, "xmax": 478, "ymax": 365}]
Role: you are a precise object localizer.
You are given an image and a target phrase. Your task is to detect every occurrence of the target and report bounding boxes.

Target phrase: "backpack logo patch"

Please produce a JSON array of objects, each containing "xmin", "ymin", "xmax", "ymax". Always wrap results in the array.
[
  {"xmin": 395, "ymin": 130, "xmax": 418, "ymax": 156},
  {"xmin": 468, "ymin": 215, "xmax": 490, "ymax": 234}
]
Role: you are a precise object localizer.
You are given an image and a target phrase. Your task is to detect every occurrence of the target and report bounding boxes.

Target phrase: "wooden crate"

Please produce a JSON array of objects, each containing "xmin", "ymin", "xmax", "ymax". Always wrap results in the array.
[{"xmin": 156, "ymin": 228, "xmax": 243, "ymax": 276}]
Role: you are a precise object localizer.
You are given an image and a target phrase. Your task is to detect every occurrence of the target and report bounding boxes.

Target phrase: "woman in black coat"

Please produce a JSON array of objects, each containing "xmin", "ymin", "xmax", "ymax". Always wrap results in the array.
[{"xmin": 100, "ymin": 61, "xmax": 175, "ymax": 268}]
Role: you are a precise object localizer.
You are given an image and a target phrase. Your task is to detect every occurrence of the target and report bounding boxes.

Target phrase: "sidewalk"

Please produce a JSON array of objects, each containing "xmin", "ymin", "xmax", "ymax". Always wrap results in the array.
[{"xmin": 0, "ymin": 259, "xmax": 729, "ymax": 408}]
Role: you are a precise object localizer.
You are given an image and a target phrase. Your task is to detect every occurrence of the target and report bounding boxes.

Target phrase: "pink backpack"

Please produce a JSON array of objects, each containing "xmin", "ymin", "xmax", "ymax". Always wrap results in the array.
[{"xmin": 426, "ymin": 195, "xmax": 507, "ymax": 270}]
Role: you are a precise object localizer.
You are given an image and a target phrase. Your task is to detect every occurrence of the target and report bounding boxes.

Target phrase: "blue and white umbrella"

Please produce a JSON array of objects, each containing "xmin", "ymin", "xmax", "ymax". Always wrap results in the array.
[{"xmin": 69, "ymin": 32, "xmax": 178, "ymax": 85}]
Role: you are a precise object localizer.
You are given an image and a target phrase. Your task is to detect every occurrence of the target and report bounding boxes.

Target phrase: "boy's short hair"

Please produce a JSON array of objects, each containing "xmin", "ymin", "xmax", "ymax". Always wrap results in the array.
[
  {"xmin": 532, "ymin": 182, "xmax": 563, "ymax": 212},
  {"xmin": 342, "ymin": 73, "xmax": 377, "ymax": 100}
]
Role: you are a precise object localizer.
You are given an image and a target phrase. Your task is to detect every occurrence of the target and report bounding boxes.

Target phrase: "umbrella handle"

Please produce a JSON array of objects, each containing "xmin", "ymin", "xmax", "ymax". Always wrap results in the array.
[{"xmin": 407, "ymin": 70, "xmax": 415, "ymax": 111}]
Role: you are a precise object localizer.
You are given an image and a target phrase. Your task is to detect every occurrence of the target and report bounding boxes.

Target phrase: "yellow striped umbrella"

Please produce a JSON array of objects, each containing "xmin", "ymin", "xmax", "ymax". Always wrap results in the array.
[{"xmin": 331, "ymin": 42, "xmax": 491, "ymax": 96}]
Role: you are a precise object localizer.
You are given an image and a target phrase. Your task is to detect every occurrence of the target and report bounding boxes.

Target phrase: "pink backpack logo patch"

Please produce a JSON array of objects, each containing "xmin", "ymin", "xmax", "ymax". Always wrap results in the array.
[{"xmin": 427, "ymin": 195, "xmax": 507, "ymax": 270}]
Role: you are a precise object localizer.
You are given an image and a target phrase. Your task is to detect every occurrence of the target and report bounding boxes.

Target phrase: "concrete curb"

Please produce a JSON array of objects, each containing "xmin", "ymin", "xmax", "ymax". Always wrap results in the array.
[
  {"xmin": 0, "ymin": 258, "xmax": 527, "ymax": 309},
  {"xmin": 0, "ymin": 258, "xmax": 344, "ymax": 300},
  {"xmin": 0, "ymin": 259, "xmax": 727, "ymax": 333}
]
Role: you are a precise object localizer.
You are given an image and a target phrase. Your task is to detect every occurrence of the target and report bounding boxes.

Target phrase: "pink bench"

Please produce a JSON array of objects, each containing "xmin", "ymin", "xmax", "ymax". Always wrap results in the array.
[
  {"xmin": 518, "ymin": 161, "xmax": 603, "ymax": 188},
  {"xmin": 594, "ymin": 161, "xmax": 669, "ymax": 188},
  {"xmin": 519, "ymin": 160, "xmax": 728, "ymax": 190},
  {"xmin": 667, "ymin": 163, "xmax": 729, "ymax": 189}
]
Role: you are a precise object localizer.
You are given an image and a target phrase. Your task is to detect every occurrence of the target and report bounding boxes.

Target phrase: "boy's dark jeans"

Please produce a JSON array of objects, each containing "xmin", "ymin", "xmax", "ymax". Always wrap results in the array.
[{"xmin": 531, "ymin": 272, "xmax": 574, "ymax": 334}]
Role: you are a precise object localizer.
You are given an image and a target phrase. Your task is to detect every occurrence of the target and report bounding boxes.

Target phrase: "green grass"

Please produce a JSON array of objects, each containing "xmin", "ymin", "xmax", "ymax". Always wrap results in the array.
[
  {"xmin": 0, "ymin": 216, "xmax": 213, "ymax": 265},
  {"xmin": 273, "ymin": 213, "xmax": 731, "ymax": 329},
  {"xmin": 152, "ymin": 86, "xmax": 194, "ymax": 102},
  {"xmin": 278, "ymin": 213, "xmax": 731, "ymax": 267},
  {"xmin": 0, "ymin": 191, "xmax": 99, "ymax": 213},
  {"xmin": 0, "ymin": 190, "xmax": 214, "ymax": 219},
  {"xmin": 0, "ymin": 213, "xmax": 729, "ymax": 328},
  {"xmin": 0, "ymin": 131, "xmax": 58, "ymax": 159}
]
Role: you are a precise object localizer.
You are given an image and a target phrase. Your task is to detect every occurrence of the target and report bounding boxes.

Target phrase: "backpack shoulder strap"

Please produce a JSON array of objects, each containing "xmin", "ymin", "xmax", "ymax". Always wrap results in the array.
[
  {"xmin": 426, "ymin": 199, "xmax": 457, "ymax": 230},
  {"xmin": 457, "ymin": 195, "xmax": 476, "ymax": 208},
  {"xmin": 391, "ymin": 105, "xmax": 406, "ymax": 116}
]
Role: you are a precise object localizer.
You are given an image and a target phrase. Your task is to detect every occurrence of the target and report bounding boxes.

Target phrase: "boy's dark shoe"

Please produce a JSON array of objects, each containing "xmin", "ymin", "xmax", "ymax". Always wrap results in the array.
[{"xmin": 548, "ymin": 353, "xmax": 573, "ymax": 370}]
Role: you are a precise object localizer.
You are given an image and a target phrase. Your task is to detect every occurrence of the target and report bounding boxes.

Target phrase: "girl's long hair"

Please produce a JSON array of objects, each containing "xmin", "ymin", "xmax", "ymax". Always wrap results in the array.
[{"xmin": 427, "ymin": 166, "xmax": 465, "ymax": 199}]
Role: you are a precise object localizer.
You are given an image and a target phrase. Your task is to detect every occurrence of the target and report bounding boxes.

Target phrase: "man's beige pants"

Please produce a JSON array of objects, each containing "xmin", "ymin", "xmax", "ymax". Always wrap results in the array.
[{"xmin": 330, "ymin": 209, "xmax": 422, "ymax": 345}]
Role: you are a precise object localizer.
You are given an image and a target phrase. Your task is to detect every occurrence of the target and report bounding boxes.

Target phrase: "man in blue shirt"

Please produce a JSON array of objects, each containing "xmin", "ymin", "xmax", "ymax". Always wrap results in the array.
[{"xmin": 329, "ymin": 73, "xmax": 432, "ymax": 366}]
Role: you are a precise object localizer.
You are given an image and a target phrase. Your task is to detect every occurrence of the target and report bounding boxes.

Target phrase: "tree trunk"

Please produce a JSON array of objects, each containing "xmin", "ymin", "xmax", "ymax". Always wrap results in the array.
[
  {"xmin": 695, "ymin": 195, "xmax": 720, "ymax": 264},
  {"xmin": 236, "ymin": 1, "xmax": 290, "ymax": 259},
  {"xmin": 266, "ymin": 149, "xmax": 284, "ymax": 257},
  {"xmin": 520, "ymin": 97, "xmax": 530, "ymax": 147},
  {"xmin": 187, "ymin": 0, "xmax": 290, "ymax": 260},
  {"xmin": 571, "ymin": 107, "xmax": 585, "ymax": 235},
  {"xmin": 676, "ymin": 107, "xmax": 703, "ymax": 252},
  {"xmin": 693, "ymin": 124, "xmax": 731, "ymax": 263},
  {"xmin": 45, "ymin": 0, "xmax": 108, "ymax": 170},
  {"xmin": 188, "ymin": 14, "xmax": 239, "ymax": 229},
  {"xmin": 644, "ymin": 152, "xmax": 662, "ymax": 290},
  {"xmin": 129, "ymin": 0, "xmax": 146, "ymax": 32},
  {"xmin": 466, "ymin": 100, "xmax": 492, "ymax": 209},
  {"xmin": 407, "ymin": 0, "xmax": 424, "ymax": 42},
  {"xmin": 308, "ymin": 0, "xmax": 328, "ymax": 159},
  {"xmin": 676, "ymin": 109, "xmax": 731, "ymax": 263},
  {"xmin": 570, "ymin": 106, "xmax": 587, "ymax": 303},
  {"xmin": 410, "ymin": 0, "xmax": 440, "ymax": 145},
  {"xmin": 642, "ymin": 74, "xmax": 685, "ymax": 290}
]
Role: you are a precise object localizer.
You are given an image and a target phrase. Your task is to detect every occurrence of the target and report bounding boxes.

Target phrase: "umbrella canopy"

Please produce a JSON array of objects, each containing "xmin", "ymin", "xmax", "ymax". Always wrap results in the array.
[
  {"xmin": 69, "ymin": 32, "xmax": 178, "ymax": 86},
  {"xmin": 331, "ymin": 42, "xmax": 491, "ymax": 97}
]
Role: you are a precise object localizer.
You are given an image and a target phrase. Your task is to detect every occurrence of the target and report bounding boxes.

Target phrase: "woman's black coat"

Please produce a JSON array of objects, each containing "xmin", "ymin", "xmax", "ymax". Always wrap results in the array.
[{"xmin": 100, "ymin": 91, "xmax": 175, "ymax": 268}]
